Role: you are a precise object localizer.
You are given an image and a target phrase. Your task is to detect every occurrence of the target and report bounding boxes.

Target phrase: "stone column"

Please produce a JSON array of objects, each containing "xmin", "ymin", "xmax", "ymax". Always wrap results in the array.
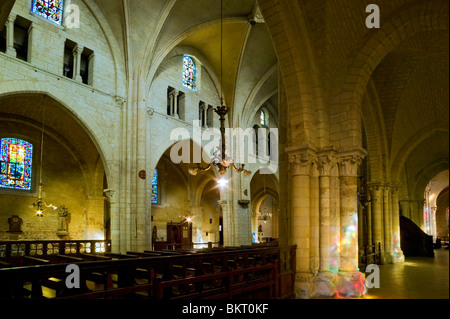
[
  {"xmin": 85, "ymin": 195, "xmax": 105, "ymax": 240},
  {"xmin": 287, "ymin": 147, "xmax": 316, "ymax": 299},
  {"xmin": 424, "ymin": 186, "xmax": 431, "ymax": 234},
  {"xmin": 173, "ymin": 90, "xmax": 180, "ymax": 119},
  {"xmin": 391, "ymin": 185, "xmax": 405, "ymax": 262},
  {"xmin": 338, "ymin": 153, "xmax": 364, "ymax": 272},
  {"xmin": 26, "ymin": 23, "xmax": 33, "ymax": 63},
  {"xmin": 369, "ymin": 183, "xmax": 383, "ymax": 257},
  {"xmin": 104, "ymin": 189, "xmax": 118, "ymax": 252},
  {"xmin": 366, "ymin": 188, "xmax": 373, "ymax": 249},
  {"xmin": 399, "ymin": 200, "xmax": 410, "ymax": 219},
  {"xmin": 315, "ymin": 150, "xmax": 338, "ymax": 297},
  {"xmin": 383, "ymin": 184, "xmax": 392, "ymax": 263},
  {"xmin": 6, "ymin": 14, "xmax": 16, "ymax": 57},
  {"xmin": 72, "ymin": 45, "xmax": 83, "ymax": 82},
  {"xmin": 317, "ymin": 151, "xmax": 337, "ymax": 273},
  {"xmin": 190, "ymin": 206, "xmax": 204, "ymax": 246},
  {"xmin": 203, "ymin": 106, "xmax": 208, "ymax": 128},
  {"xmin": 431, "ymin": 206, "xmax": 437, "ymax": 243},
  {"xmin": 218, "ymin": 199, "xmax": 231, "ymax": 246},
  {"xmin": 335, "ymin": 151, "xmax": 366, "ymax": 298}
]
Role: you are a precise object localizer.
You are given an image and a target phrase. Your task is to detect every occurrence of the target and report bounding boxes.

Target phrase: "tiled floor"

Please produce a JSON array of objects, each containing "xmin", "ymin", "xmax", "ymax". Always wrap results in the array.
[{"xmin": 365, "ymin": 248, "xmax": 449, "ymax": 299}]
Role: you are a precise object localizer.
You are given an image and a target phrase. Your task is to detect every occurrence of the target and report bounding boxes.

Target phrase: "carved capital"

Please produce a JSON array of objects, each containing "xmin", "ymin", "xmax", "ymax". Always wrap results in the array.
[
  {"xmin": 338, "ymin": 155, "xmax": 363, "ymax": 177},
  {"xmin": 104, "ymin": 189, "xmax": 116, "ymax": 204},
  {"xmin": 73, "ymin": 45, "xmax": 84, "ymax": 55},
  {"xmin": 217, "ymin": 200, "xmax": 228, "ymax": 210},
  {"xmin": 288, "ymin": 153, "xmax": 316, "ymax": 176},
  {"xmin": 317, "ymin": 148, "xmax": 338, "ymax": 176}
]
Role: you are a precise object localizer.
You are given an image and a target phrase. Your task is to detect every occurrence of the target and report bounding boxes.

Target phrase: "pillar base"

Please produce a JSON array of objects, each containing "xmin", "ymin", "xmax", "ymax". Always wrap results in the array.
[
  {"xmin": 294, "ymin": 271, "xmax": 367, "ymax": 299},
  {"xmin": 334, "ymin": 271, "xmax": 367, "ymax": 298},
  {"xmin": 392, "ymin": 249, "xmax": 405, "ymax": 263},
  {"xmin": 381, "ymin": 250, "xmax": 395, "ymax": 264},
  {"xmin": 315, "ymin": 271, "xmax": 336, "ymax": 298},
  {"xmin": 294, "ymin": 272, "xmax": 315, "ymax": 299}
]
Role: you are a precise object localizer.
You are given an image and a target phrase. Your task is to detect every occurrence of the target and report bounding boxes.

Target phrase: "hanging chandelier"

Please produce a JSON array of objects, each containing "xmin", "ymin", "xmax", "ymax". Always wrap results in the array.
[
  {"xmin": 32, "ymin": 102, "xmax": 58, "ymax": 217},
  {"xmin": 188, "ymin": 0, "xmax": 251, "ymax": 179}
]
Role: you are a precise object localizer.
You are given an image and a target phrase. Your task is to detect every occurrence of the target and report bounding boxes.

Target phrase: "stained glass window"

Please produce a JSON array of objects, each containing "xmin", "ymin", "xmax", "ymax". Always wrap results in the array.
[
  {"xmin": 260, "ymin": 110, "xmax": 266, "ymax": 126},
  {"xmin": 32, "ymin": 0, "xmax": 64, "ymax": 26},
  {"xmin": 183, "ymin": 56, "xmax": 196, "ymax": 91},
  {"xmin": 0, "ymin": 138, "xmax": 33, "ymax": 190},
  {"xmin": 151, "ymin": 169, "xmax": 158, "ymax": 204}
]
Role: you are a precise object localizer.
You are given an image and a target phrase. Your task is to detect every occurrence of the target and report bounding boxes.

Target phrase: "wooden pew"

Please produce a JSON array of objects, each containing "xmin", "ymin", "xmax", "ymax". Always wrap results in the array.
[{"xmin": 23, "ymin": 256, "xmax": 51, "ymax": 266}]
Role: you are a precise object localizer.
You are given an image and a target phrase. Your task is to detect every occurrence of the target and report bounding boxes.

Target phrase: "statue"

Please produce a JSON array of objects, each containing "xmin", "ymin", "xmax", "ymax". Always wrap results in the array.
[
  {"xmin": 56, "ymin": 205, "xmax": 69, "ymax": 237},
  {"xmin": 152, "ymin": 225, "xmax": 158, "ymax": 242}
]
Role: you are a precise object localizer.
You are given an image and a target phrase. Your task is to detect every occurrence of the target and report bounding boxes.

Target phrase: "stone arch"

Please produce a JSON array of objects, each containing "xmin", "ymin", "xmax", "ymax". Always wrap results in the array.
[
  {"xmin": 332, "ymin": 0, "xmax": 449, "ymax": 148},
  {"xmin": 391, "ymin": 127, "xmax": 449, "ymax": 183},
  {"xmin": 144, "ymin": 17, "xmax": 248, "ymax": 102},
  {"xmin": 0, "ymin": 86, "xmax": 114, "ymax": 187},
  {"xmin": 361, "ymin": 79, "xmax": 390, "ymax": 182},
  {"xmin": 258, "ymin": 0, "xmax": 326, "ymax": 148}
]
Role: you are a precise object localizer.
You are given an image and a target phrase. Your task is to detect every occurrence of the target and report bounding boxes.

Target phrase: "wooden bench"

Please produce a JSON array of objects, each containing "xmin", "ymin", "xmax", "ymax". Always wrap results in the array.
[{"xmin": 23, "ymin": 256, "xmax": 51, "ymax": 266}]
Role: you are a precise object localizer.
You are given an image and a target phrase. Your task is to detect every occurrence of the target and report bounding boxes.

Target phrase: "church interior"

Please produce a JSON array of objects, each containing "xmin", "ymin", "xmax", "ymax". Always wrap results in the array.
[{"xmin": 0, "ymin": 0, "xmax": 448, "ymax": 300}]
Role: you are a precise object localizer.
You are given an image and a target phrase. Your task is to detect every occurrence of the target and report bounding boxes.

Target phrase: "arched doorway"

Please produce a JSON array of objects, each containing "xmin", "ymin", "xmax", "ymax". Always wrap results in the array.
[
  {"xmin": 150, "ymin": 139, "xmax": 220, "ymax": 250},
  {"xmin": 0, "ymin": 93, "xmax": 108, "ymax": 241},
  {"xmin": 250, "ymin": 170, "xmax": 279, "ymax": 243}
]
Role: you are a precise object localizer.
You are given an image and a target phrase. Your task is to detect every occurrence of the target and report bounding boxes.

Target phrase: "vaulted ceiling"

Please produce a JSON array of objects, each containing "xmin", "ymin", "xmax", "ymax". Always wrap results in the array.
[{"xmin": 91, "ymin": 0, "xmax": 278, "ymax": 122}]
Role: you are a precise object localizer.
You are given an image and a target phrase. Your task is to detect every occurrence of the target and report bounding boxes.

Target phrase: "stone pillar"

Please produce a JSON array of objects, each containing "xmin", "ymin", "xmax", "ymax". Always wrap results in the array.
[
  {"xmin": 85, "ymin": 195, "xmax": 105, "ymax": 240},
  {"xmin": 315, "ymin": 150, "xmax": 337, "ymax": 297},
  {"xmin": 424, "ymin": 186, "xmax": 431, "ymax": 234},
  {"xmin": 338, "ymin": 153, "xmax": 364, "ymax": 272},
  {"xmin": 366, "ymin": 189, "xmax": 373, "ymax": 249},
  {"xmin": 431, "ymin": 206, "xmax": 437, "ymax": 243},
  {"xmin": 26, "ymin": 23, "xmax": 33, "ymax": 63},
  {"xmin": 173, "ymin": 90, "xmax": 180, "ymax": 119},
  {"xmin": 317, "ymin": 151, "xmax": 337, "ymax": 273},
  {"xmin": 218, "ymin": 200, "xmax": 232, "ymax": 246},
  {"xmin": 6, "ymin": 14, "xmax": 16, "ymax": 57},
  {"xmin": 369, "ymin": 183, "xmax": 383, "ymax": 256},
  {"xmin": 104, "ymin": 189, "xmax": 118, "ymax": 253},
  {"xmin": 410, "ymin": 199, "xmax": 424, "ymax": 228},
  {"xmin": 335, "ymin": 151, "xmax": 366, "ymax": 298},
  {"xmin": 399, "ymin": 200, "xmax": 410, "ymax": 219},
  {"xmin": 329, "ymin": 171, "xmax": 341, "ymax": 273},
  {"xmin": 169, "ymin": 90, "xmax": 175, "ymax": 116},
  {"xmin": 382, "ymin": 184, "xmax": 392, "ymax": 263},
  {"xmin": 203, "ymin": 106, "xmax": 208, "ymax": 128},
  {"xmin": 190, "ymin": 206, "xmax": 204, "ymax": 246},
  {"xmin": 287, "ymin": 147, "xmax": 316, "ymax": 299},
  {"xmin": 72, "ymin": 45, "xmax": 83, "ymax": 82},
  {"xmin": 88, "ymin": 52, "xmax": 95, "ymax": 86},
  {"xmin": 391, "ymin": 185, "xmax": 405, "ymax": 262}
]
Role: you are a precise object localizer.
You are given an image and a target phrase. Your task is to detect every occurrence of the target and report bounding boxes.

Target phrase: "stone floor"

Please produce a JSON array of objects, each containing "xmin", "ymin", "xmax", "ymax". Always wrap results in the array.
[{"xmin": 364, "ymin": 248, "xmax": 449, "ymax": 299}]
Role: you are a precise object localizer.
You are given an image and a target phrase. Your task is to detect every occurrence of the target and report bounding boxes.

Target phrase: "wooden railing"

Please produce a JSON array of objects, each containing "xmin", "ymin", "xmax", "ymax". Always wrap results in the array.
[
  {"xmin": 359, "ymin": 242, "xmax": 382, "ymax": 268},
  {"xmin": 0, "ymin": 244, "xmax": 296, "ymax": 299},
  {"xmin": 0, "ymin": 240, "xmax": 111, "ymax": 258},
  {"xmin": 152, "ymin": 241, "xmax": 221, "ymax": 251}
]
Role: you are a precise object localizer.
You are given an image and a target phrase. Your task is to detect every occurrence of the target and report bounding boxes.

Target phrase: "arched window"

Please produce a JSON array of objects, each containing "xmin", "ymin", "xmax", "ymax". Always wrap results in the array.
[
  {"xmin": 151, "ymin": 169, "xmax": 159, "ymax": 204},
  {"xmin": 260, "ymin": 110, "xmax": 266, "ymax": 126},
  {"xmin": 0, "ymin": 138, "xmax": 33, "ymax": 190},
  {"xmin": 182, "ymin": 56, "xmax": 196, "ymax": 91},
  {"xmin": 32, "ymin": 0, "xmax": 64, "ymax": 25}
]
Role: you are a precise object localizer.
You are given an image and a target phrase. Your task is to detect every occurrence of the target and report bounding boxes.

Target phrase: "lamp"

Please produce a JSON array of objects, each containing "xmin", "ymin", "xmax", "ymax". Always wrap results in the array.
[
  {"xmin": 188, "ymin": 0, "xmax": 251, "ymax": 179},
  {"xmin": 32, "ymin": 103, "xmax": 58, "ymax": 217},
  {"xmin": 33, "ymin": 182, "xmax": 57, "ymax": 217}
]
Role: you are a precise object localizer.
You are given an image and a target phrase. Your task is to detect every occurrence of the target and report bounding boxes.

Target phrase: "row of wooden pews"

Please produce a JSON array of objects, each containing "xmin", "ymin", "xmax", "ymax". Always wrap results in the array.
[{"xmin": 0, "ymin": 244, "xmax": 296, "ymax": 299}]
